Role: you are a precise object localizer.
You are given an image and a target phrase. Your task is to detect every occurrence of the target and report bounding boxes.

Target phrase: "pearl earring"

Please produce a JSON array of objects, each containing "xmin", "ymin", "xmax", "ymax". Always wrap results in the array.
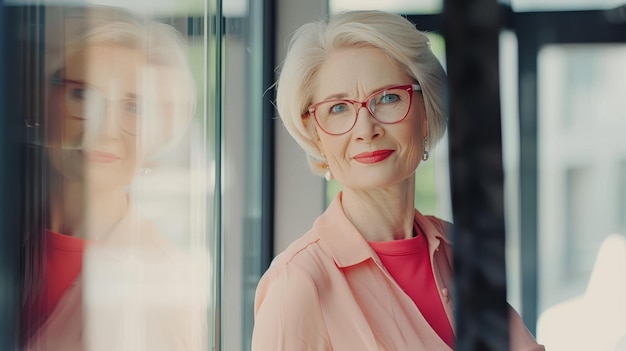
[
  {"xmin": 320, "ymin": 152, "xmax": 333, "ymax": 181},
  {"xmin": 325, "ymin": 170, "xmax": 333, "ymax": 181}
]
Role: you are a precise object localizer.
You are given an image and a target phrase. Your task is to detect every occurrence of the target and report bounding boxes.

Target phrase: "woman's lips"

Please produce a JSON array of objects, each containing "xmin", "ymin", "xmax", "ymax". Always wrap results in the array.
[
  {"xmin": 84, "ymin": 151, "xmax": 120, "ymax": 163},
  {"xmin": 353, "ymin": 150, "xmax": 394, "ymax": 164}
]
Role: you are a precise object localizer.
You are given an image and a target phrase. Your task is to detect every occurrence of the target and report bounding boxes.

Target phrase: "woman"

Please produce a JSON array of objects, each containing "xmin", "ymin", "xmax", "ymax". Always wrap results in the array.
[
  {"xmin": 20, "ymin": 7, "xmax": 204, "ymax": 350},
  {"xmin": 252, "ymin": 10, "xmax": 543, "ymax": 351}
]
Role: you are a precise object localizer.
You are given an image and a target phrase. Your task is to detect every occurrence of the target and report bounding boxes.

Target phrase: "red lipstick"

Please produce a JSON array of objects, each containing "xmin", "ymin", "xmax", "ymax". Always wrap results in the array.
[{"xmin": 353, "ymin": 150, "xmax": 394, "ymax": 164}]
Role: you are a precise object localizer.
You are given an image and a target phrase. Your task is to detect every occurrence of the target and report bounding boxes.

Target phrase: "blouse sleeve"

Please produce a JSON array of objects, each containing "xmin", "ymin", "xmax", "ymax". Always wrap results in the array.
[
  {"xmin": 252, "ymin": 263, "xmax": 331, "ymax": 351},
  {"xmin": 509, "ymin": 306, "xmax": 546, "ymax": 351}
]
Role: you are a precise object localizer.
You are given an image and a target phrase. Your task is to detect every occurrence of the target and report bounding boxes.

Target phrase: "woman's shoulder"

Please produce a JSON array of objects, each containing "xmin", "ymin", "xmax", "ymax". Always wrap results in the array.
[
  {"xmin": 257, "ymin": 226, "xmax": 347, "ymax": 305},
  {"xmin": 253, "ymin": 236, "xmax": 333, "ymax": 349},
  {"xmin": 265, "ymin": 229, "xmax": 331, "ymax": 278}
]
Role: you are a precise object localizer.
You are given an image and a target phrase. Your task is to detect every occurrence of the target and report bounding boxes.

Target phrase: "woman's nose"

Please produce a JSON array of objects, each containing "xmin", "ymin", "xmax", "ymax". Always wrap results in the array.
[
  {"xmin": 102, "ymin": 102, "xmax": 124, "ymax": 137},
  {"xmin": 352, "ymin": 105, "xmax": 382, "ymax": 141},
  {"xmin": 84, "ymin": 100, "xmax": 121, "ymax": 141}
]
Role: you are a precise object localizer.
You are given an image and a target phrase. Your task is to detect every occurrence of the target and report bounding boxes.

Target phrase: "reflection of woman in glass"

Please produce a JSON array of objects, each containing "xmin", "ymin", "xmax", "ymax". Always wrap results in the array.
[{"xmin": 21, "ymin": 7, "xmax": 201, "ymax": 350}]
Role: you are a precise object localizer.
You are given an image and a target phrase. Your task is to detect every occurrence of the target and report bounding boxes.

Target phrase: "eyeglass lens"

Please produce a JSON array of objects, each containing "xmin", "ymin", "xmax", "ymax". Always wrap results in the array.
[
  {"xmin": 64, "ymin": 82, "xmax": 141, "ymax": 135},
  {"xmin": 314, "ymin": 87, "xmax": 411, "ymax": 135}
]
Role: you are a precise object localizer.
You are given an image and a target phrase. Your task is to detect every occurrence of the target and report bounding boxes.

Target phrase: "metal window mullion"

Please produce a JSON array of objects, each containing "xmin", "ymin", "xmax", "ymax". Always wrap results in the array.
[{"xmin": 444, "ymin": 0, "xmax": 510, "ymax": 350}]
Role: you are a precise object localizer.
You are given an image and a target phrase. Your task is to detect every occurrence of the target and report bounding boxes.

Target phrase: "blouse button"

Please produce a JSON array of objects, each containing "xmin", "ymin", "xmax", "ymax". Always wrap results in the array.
[{"xmin": 441, "ymin": 288, "xmax": 449, "ymax": 302}]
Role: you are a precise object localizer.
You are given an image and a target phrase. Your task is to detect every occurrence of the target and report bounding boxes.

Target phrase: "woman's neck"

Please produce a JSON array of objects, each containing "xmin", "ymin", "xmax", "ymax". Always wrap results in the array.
[
  {"xmin": 49, "ymin": 177, "xmax": 129, "ymax": 240},
  {"xmin": 341, "ymin": 178, "xmax": 416, "ymax": 242}
]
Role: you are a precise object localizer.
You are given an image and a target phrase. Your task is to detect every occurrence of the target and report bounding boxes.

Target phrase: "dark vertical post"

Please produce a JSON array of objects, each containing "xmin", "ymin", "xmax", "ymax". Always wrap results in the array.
[
  {"xmin": 0, "ymin": 3, "xmax": 24, "ymax": 349},
  {"xmin": 443, "ymin": 0, "xmax": 510, "ymax": 350},
  {"xmin": 261, "ymin": 0, "xmax": 276, "ymax": 290}
]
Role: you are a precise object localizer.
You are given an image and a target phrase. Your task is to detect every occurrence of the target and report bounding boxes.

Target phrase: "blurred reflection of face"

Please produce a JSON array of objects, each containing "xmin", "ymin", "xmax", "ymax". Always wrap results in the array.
[{"xmin": 47, "ymin": 44, "xmax": 147, "ymax": 189}]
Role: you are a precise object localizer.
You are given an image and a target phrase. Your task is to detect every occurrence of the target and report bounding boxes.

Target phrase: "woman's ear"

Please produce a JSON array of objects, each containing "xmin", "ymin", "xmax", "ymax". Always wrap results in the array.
[
  {"xmin": 313, "ymin": 137, "xmax": 325, "ymax": 160},
  {"xmin": 302, "ymin": 110, "xmax": 326, "ymax": 160},
  {"xmin": 313, "ymin": 129, "xmax": 325, "ymax": 155},
  {"xmin": 304, "ymin": 112, "xmax": 322, "ymax": 145}
]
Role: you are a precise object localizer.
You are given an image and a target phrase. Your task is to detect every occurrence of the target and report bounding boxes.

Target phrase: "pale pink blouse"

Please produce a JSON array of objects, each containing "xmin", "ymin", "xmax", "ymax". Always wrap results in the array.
[{"xmin": 252, "ymin": 193, "xmax": 544, "ymax": 351}]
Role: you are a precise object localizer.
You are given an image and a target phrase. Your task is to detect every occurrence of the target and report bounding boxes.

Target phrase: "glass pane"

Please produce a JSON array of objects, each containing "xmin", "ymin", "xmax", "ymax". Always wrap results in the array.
[
  {"xmin": 511, "ymin": 0, "xmax": 623, "ymax": 12},
  {"xmin": 536, "ymin": 44, "xmax": 626, "ymax": 350},
  {"xmin": 329, "ymin": 0, "xmax": 441, "ymax": 15},
  {"xmin": 12, "ymin": 2, "xmax": 216, "ymax": 349},
  {"xmin": 222, "ymin": 0, "xmax": 271, "ymax": 349},
  {"xmin": 499, "ymin": 30, "xmax": 523, "ymax": 312}
]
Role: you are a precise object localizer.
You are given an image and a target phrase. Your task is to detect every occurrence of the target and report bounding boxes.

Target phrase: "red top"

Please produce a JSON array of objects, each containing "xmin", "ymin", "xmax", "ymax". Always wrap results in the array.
[
  {"xmin": 23, "ymin": 230, "xmax": 85, "ymax": 335},
  {"xmin": 43, "ymin": 230, "xmax": 85, "ymax": 316},
  {"xmin": 369, "ymin": 228, "xmax": 455, "ymax": 348}
]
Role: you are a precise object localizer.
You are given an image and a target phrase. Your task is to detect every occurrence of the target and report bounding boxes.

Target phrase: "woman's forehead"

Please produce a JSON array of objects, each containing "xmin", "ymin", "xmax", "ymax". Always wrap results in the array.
[
  {"xmin": 314, "ymin": 47, "xmax": 409, "ymax": 101},
  {"xmin": 63, "ymin": 45, "xmax": 152, "ymax": 96},
  {"xmin": 65, "ymin": 44, "xmax": 145, "ymax": 68}
]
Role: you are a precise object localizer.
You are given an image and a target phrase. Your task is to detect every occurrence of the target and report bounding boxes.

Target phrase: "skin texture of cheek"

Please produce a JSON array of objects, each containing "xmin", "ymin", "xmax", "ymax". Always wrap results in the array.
[
  {"xmin": 64, "ymin": 120, "xmax": 86, "ymax": 149},
  {"xmin": 46, "ymin": 101, "xmax": 84, "ymax": 181},
  {"xmin": 403, "ymin": 138, "xmax": 422, "ymax": 170}
]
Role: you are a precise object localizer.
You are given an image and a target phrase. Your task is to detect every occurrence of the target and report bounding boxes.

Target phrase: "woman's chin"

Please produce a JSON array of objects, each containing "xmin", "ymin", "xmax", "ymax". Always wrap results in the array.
[{"xmin": 84, "ymin": 169, "xmax": 135, "ymax": 190}]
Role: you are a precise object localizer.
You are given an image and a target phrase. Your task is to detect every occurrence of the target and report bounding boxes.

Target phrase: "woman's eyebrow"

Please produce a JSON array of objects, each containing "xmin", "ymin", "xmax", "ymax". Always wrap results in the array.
[
  {"xmin": 320, "ymin": 92, "xmax": 349, "ymax": 101},
  {"xmin": 58, "ymin": 78, "xmax": 88, "ymax": 86},
  {"xmin": 319, "ymin": 84, "xmax": 401, "ymax": 101}
]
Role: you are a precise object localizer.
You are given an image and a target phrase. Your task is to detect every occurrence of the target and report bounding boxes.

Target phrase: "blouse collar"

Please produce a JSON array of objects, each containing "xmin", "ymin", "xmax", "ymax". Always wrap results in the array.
[{"xmin": 314, "ymin": 192, "xmax": 451, "ymax": 268}]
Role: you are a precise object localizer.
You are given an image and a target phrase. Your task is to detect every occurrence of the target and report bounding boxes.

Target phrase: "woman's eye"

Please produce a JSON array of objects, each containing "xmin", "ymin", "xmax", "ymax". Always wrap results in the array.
[
  {"xmin": 379, "ymin": 93, "xmax": 400, "ymax": 104},
  {"xmin": 329, "ymin": 103, "xmax": 347, "ymax": 114},
  {"xmin": 124, "ymin": 101, "xmax": 140, "ymax": 115},
  {"xmin": 70, "ymin": 88, "xmax": 86, "ymax": 101}
]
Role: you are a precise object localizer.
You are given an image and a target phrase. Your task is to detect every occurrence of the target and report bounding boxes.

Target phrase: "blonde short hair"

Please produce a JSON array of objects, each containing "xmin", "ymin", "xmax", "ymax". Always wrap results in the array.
[{"xmin": 276, "ymin": 10, "xmax": 447, "ymax": 176}]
